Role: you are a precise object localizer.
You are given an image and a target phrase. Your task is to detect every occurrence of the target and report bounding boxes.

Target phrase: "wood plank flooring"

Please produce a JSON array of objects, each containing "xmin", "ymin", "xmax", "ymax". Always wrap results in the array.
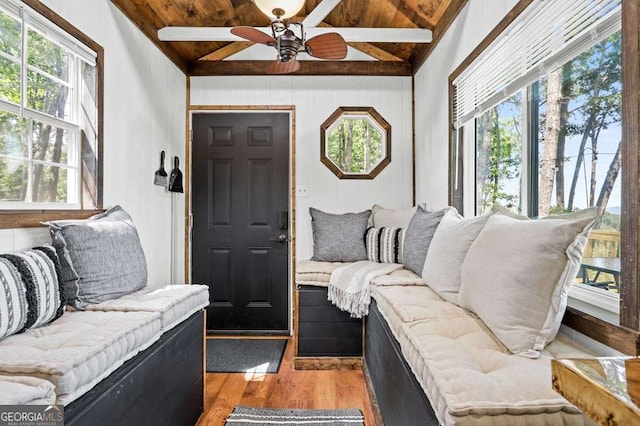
[{"xmin": 197, "ymin": 338, "xmax": 375, "ymax": 425}]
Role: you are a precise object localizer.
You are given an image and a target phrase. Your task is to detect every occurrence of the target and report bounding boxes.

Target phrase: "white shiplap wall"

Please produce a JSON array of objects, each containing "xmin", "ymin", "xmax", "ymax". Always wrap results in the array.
[
  {"xmin": 414, "ymin": 0, "xmax": 518, "ymax": 211},
  {"xmin": 2, "ymin": 0, "xmax": 188, "ymax": 287},
  {"xmin": 190, "ymin": 76, "xmax": 413, "ymax": 260}
]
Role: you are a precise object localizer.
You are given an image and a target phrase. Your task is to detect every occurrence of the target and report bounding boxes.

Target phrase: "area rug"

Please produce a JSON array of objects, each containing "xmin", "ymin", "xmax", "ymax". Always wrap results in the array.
[
  {"xmin": 225, "ymin": 406, "xmax": 365, "ymax": 425},
  {"xmin": 206, "ymin": 339, "xmax": 286, "ymax": 373}
]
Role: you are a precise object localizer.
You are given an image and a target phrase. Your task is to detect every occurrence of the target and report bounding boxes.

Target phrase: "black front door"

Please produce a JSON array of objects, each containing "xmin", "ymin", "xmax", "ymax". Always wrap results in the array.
[{"xmin": 191, "ymin": 112, "xmax": 289, "ymax": 332}]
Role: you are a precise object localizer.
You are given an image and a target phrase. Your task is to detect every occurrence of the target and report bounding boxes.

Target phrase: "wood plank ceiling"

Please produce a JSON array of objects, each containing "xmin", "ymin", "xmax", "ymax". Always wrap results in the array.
[{"xmin": 111, "ymin": 0, "xmax": 466, "ymax": 76}]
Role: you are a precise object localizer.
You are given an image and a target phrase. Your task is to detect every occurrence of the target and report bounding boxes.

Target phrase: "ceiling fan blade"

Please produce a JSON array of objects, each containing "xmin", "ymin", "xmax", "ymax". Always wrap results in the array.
[
  {"xmin": 230, "ymin": 26, "xmax": 276, "ymax": 45},
  {"xmin": 305, "ymin": 33, "xmax": 347, "ymax": 60},
  {"xmin": 267, "ymin": 59, "xmax": 300, "ymax": 74}
]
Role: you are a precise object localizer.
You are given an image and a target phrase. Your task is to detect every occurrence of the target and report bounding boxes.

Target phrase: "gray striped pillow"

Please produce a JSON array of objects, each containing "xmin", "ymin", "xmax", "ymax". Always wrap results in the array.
[
  {"xmin": 0, "ymin": 258, "xmax": 28, "ymax": 340},
  {"xmin": 365, "ymin": 227, "xmax": 405, "ymax": 264},
  {"xmin": 0, "ymin": 248, "xmax": 62, "ymax": 330}
]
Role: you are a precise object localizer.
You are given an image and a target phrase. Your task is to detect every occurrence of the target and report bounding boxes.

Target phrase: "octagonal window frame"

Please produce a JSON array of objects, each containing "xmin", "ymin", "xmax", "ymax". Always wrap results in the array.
[{"xmin": 320, "ymin": 106, "xmax": 391, "ymax": 180}]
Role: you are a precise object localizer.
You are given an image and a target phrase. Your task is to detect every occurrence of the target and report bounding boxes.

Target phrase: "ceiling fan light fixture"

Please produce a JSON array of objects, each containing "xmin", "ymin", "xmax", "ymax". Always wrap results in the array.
[{"xmin": 252, "ymin": 0, "xmax": 305, "ymax": 20}]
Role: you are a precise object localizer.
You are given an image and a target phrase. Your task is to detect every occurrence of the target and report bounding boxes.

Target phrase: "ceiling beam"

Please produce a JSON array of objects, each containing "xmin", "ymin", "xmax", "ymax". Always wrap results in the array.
[
  {"xmin": 302, "ymin": 0, "xmax": 342, "ymax": 27},
  {"xmin": 189, "ymin": 60, "xmax": 412, "ymax": 76},
  {"xmin": 347, "ymin": 43, "xmax": 404, "ymax": 62},
  {"xmin": 158, "ymin": 26, "xmax": 432, "ymax": 43},
  {"xmin": 197, "ymin": 42, "xmax": 253, "ymax": 61},
  {"xmin": 395, "ymin": 0, "xmax": 435, "ymax": 30},
  {"xmin": 410, "ymin": 0, "xmax": 468, "ymax": 74}
]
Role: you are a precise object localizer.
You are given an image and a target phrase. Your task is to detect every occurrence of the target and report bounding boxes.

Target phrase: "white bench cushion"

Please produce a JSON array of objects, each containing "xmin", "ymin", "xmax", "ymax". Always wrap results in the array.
[
  {"xmin": 373, "ymin": 284, "xmax": 593, "ymax": 425},
  {"xmin": 84, "ymin": 284, "xmax": 209, "ymax": 331},
  {"xmin": 0, "ymin": 310, "xmax": 161, "ymax": 405},
  {"xmin": 0, "ymin": 375, "xmax": 56, "ymax": 405}
]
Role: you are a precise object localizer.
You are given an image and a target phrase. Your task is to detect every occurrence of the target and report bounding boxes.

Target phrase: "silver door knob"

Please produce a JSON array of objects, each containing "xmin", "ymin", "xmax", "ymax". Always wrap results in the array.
[{"xmin": 270, "ymin": 234, "xmax": 288, "ymax": 243}]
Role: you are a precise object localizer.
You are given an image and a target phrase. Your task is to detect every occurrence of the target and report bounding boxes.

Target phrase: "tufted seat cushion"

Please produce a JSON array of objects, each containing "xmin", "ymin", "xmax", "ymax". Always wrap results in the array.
[
  {"xmin": 0, "ymin": 310, "xmax": 161, "ymax": 405},
  {"xmin": 0, "ymin": 375, "xmax": 56, "ymax": 405},
  {"xmin": 83, "ymin": 284, "xmax": 209, "ymax": 331},
  {"xmin": 295, "ymin": 260, "xmax": 347, "ymax": 287},
  {"xmin": 372, "ymin": 284, "xmax": 593, "ymax": 425}
]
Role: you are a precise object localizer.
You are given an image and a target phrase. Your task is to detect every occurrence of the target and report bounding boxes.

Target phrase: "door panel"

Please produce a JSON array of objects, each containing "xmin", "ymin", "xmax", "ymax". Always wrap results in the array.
[{"xmin": 192, "ymin": 112, "xmax": 289, "ymax": 332}]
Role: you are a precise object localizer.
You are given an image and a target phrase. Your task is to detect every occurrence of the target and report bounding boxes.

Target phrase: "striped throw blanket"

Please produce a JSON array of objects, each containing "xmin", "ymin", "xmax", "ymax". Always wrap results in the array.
[{"xmin": 328, "ymin": 261, "xmax": 403, "ymax": 318}]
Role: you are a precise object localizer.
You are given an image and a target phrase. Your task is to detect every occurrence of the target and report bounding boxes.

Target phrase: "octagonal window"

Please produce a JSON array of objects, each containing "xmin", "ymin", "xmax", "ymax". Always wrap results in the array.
[{"xmin": 320, "ymin": 107, "xmax": 391, "ymax": 179}]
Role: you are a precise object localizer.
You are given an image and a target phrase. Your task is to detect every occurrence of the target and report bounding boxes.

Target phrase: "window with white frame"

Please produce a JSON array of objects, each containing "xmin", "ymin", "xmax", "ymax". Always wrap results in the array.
[
  {"xmin": 0, "ymin": 0, "xmax": 100, "ymax": 209},
  {"xmin": 451, "ymin": 0, "xmax": 622, "ymax": 316}
]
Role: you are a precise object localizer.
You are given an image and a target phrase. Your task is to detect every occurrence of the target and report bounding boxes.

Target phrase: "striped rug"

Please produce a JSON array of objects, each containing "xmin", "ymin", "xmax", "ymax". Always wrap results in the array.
[{"xmin": 225, "ymin": 406, "xmax": 365, "ymax": 425}]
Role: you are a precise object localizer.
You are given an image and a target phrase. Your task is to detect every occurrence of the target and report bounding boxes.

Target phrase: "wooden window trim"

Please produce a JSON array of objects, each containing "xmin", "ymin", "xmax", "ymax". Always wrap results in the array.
[
  {"xmin": 319, "ymin": 107, "xmax": 392, "ymax": 180},
  {"xmin": 0, "ymin": 0, "xmax": 105, "ymax": 216},
  {"xmin": 0, "ymin": 210, "xmax": 104, "ymax": 229},
  {"xmin": 448, "ymin": 0, "xmax": 640, "ymax": 355}
]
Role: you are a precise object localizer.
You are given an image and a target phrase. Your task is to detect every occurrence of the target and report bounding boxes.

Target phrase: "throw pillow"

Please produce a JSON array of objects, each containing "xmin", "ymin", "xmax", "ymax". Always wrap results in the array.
[
  {"xmin": 33, "ymin": 245, "xmax": 67, "ymax": 312},
  {"xmin": 402, "ymin": 207, "xmax": 448, "ymax": 275},
  {"xmin": 309, "ymin": 207, "xmax": 371, "ymax": 262},
  {"xmin": 457, "ymin": 208, "xmax": 597, "ymax": 358},
  {"xmin": 46, "ymin": 205, "xmax": 148, "ymax": 308},
  {"xmin": 371, "ymin": 204, "xmax": 417, "ymax": 228},
  {"xmin": 365, "ymin": 227, "xmax": 405, "ymax": 264},
  {"xmin": 421, "ymin": 208, "xmax": 491, "ymax": 304},
  {"xmin": 0, "ymin": 247, "xmax": 62, "ymax": 330},
  {"xmin": 0, "ymin": 258, "xmax": 28, "ymax": 340}
]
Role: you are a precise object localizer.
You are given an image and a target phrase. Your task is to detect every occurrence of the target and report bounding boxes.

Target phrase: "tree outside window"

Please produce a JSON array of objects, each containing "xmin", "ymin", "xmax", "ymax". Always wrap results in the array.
[
  {"xmin": 0, "ymin": 4, "xmax": 99, "ymax": 208},
  {"xmin": 475, "ymin": 32, "xmax": 622, "ymax": 293}
]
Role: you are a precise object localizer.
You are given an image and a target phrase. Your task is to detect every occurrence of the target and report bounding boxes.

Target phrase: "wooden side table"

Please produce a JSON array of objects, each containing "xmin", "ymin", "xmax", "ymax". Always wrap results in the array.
[{"xmin": 552, "ymin": 357, "xmax": 640, "ymax": 425}]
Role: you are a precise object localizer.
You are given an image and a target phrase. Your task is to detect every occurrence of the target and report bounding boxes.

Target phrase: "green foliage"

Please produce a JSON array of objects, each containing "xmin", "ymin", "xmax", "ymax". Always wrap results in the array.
[
  {"xmin": 600, "ymin": 212, "xmax": 620, "ymax": 231},
  {"xmin": 327, "ymin": 118, "xmax": 383, "ymax": 173},
  {"xmin": 477, "ymin": 95, "xmax": 523, "ymax": 213},
  {"xmin": 0, "ymin": 12, "xmax": 71, "ymax": 203}
]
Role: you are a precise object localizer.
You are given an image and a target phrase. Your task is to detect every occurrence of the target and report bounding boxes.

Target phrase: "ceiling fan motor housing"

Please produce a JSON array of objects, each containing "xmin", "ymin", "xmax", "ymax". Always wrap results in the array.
[{"xmin": 278, "ymin": 29, "xmax": 303, "ymax": 61}]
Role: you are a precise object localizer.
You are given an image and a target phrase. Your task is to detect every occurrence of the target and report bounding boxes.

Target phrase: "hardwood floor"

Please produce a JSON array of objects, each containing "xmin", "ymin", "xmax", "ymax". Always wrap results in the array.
[{"xmin": 197, "ymin": 338, "xmax": 376, "ymax": 425}]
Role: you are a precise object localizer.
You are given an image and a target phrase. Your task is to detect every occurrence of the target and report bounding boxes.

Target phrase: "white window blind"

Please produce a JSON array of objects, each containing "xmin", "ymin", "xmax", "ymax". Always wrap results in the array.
[{"xmin": 452, "ymin": 0, "xmax": 621, "ymax": 128}]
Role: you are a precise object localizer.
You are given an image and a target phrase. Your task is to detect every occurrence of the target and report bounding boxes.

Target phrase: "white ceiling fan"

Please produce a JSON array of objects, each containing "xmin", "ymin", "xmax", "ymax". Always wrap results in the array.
[{"xmin": 157, "ymin": 0, "xmax": 433, "ymax": 74}]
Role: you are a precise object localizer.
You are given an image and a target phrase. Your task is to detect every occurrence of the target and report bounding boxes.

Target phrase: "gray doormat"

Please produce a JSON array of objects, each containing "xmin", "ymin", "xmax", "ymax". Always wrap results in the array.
[
  {"xmin": 225, "ymin": 406, "xmax": 365, "ymax": 425},
  {"xmin": 206, "ymin": 339, "xmax": 286, "ymax": 373}
]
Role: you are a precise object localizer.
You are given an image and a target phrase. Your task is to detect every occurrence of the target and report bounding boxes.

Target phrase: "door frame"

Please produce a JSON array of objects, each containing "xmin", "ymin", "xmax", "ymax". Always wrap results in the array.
[{"xmin": 185, "ymin": 105, "xmax": 296, "ymax": 334}]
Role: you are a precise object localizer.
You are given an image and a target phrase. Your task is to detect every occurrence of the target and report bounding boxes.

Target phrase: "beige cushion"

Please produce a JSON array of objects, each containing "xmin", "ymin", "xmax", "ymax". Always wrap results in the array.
[
  {"xmin": 371, "ymin": 284, "xmax": 592, "ymax": 425},
  {"xmin": 295, "ymin": 260, "xmax": 347, "ymax": 287},
  {"xmin": 83, "ymin": 284, "xmax": 209, "ymax": 332},
  {"xmin": 0, "ymin": 310, "xmax": 161, "ymax": 405},
  {"xmin": 0, "ymin": 375, "xmax": 56, "ymax": 405},
  {"xmin": 458, "ymin": 209, "xmax": 597, "ymax": 357},
  {"xmin": 421, "ymin": 209, "xmax": 490, "ymax": 304},
  {"xmin": 371, "ymin": 204, "xmax": 417, "ymax": 228}
]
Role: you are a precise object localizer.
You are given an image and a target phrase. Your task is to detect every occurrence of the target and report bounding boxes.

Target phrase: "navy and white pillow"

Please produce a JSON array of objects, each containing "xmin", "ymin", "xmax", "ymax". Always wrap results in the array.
[
  {"xmin": 0, "ymin": 258, "xmax": 28, "ymax": 340},
  {"xmin": 366, "ymin": 227, "xmax": 405, "ymax": 264},
  {"xmin": 0, "ymin": 247, "xmax": 62, "ymax": 331}
]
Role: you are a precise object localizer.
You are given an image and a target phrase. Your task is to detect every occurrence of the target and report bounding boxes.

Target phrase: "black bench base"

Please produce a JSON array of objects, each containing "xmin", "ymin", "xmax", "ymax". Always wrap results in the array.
[
  {"xmin": 365, "ymin": 300, "xmax": 438, "ymax": 426},
  {"xmin": 297, "ymin": 285, "xmax": 363, "ymax": 357}
]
